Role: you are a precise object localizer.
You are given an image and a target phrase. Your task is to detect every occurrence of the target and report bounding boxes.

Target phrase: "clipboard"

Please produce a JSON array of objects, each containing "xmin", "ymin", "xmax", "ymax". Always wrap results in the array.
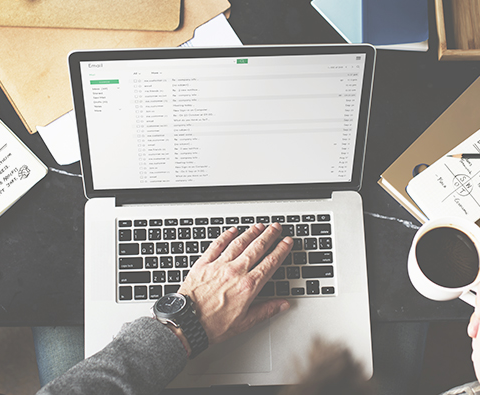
[{"xmin": 378, "ymin": 76, "xmax": 480, "ymax": 223}]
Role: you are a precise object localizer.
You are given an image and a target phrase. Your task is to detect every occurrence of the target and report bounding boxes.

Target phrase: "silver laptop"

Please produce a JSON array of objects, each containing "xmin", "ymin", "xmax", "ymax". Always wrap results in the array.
[{"xmin": 68, "ymin": 44, "xmax": 375, "ymax": 387}]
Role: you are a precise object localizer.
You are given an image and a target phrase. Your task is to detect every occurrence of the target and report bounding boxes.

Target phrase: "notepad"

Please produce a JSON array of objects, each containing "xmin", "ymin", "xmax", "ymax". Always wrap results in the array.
[
  {"xmin": 0, "ymin": 120, "xmax": 48, "ymax": 215},
  {"xmin": 406, "ymin": 128, "xmax": 480, "ymax": 221}
]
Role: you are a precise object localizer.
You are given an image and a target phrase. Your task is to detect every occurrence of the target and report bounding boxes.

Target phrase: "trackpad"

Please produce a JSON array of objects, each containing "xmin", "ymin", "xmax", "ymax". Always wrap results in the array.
[{"xmin": 187, "ymin": 320, "xmax": 272, "ymax": 375}]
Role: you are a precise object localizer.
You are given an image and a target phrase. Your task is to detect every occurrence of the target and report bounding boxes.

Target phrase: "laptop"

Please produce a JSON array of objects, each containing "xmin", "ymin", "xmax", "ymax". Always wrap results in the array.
[{"xmin": 68, "ymin": 44, "xmax": 375, "ymax": 388}]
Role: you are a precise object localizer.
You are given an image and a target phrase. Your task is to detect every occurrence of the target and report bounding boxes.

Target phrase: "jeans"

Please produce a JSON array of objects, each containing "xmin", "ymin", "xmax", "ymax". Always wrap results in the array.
[{"xmin": 32, "ymin": 326, "xmax": 84, "ymax": 387}]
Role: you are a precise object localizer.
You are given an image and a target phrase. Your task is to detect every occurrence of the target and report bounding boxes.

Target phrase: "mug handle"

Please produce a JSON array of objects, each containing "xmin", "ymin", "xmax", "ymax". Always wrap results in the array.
[{"xmin": 460, "ymin": 290, "xmax": 476, "ymax": 307}]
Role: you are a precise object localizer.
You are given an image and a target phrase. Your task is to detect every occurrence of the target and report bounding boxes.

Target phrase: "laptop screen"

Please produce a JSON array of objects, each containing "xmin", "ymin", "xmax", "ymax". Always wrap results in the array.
[{"xmin": 69, "ymin": 45, "xmax": 375, "ymax": 202}]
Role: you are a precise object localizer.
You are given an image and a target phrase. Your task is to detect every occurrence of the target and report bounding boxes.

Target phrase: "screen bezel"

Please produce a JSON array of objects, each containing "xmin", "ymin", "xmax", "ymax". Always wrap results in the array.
[{"xmin": 68, "ymin": 44, "xmax": 376, "ymax": 203}]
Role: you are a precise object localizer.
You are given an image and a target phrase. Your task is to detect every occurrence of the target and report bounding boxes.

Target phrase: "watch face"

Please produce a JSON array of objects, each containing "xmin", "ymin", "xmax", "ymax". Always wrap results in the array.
[{"xmin": 155, "ymin": 293, "xmax": 187, "ymax": 316}]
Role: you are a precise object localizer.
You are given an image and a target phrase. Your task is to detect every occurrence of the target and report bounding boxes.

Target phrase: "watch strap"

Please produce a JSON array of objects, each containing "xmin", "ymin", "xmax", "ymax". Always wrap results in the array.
[{"xmin": 176, "ymin": 309, "xmax": 209, "ymax": 359}]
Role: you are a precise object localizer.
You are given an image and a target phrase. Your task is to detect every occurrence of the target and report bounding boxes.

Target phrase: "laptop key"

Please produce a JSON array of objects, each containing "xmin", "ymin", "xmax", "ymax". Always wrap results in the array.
[
  {"xmin": 208, "ymin": 227, "xmax": 221, "ymax": 239},
  {"xmin": 293, "ymin": 252, "xmax": 306, "ymax": 265},
  {"xmin": 144, "ymin": 257, "xmax": 158, "ymax": 269},
  {"xmin": 156, "ymin": 242, "xmax": 169, "ymax": 254},
  {"xmin": 149, "ymin": 285, "xmax": 162, "ymax": 299},
  {"xmin": 160, "ymin": 256, "xmax": 173, "ymax": 268},
  {"xmin": 119, "ymin": 286, "xmax": 132, "ymax": 300},
  {"xmin": 193, "ymin": 227, "xmax": 206, "ymax": 239},
  {"xmin": 195, "ymin": 218, "xmax": 209, "ymax": 225},
  {"xmin": 134, "ymin": 220, "xmax": 147, "ymax": 227},
  {"xmin": 165, "ymin": 284, "xmax": 181, "ymax": 294},
  {"xmin": 306, "ymin": 280, "xmax": 320, "ymax": 294},
  {"xmin": 134, "ymin": 229, "xmax": 147, "ymax": 241},
  {"xmin": 186, "ymin": 241, "xmax": 199, "ymax": 253},
  {"xmin": 317, "ymin": 214, "xmax": 331, "ymax": 222},
  {"xmin": 119, "ymin": 229, "xmax": 132, "ymax": 241},
  {"xmin": 272, "ymin": 215, "xmax": 285, "ymax": 223},
  {"xmin": 211, "ymin": 218, "xmax": 224, "ymax": 225},
  {"xmin": 322, "ymin": 286, "xmax": 335, "ymax": 295},
  {"xmin": 319, "ymin": 237, "xmax": 332, "ymax": 249},
  {"xmin": 226, "ymin": 217, "xmax": 239, "ymax": 224},
  {"xmin": 276, "ymin": 281, "xmax": 290, "ymax": 296},
  {"xmin": 167, "ymin": 270, "xmax": 181, "ymax": 283},
  {"xmin": 309, "ymin": 251, "xmax": 333, "ymax": 264},
  {"xmin": 281, "ymin": 224, "xmax": 294, "ymax": 236},
  {"xmin": 286, "ymin": 266, "xmax": 300, "ymax": 279},
  {"xmin": 304, "ymin": 238, "xmax": 317, "ymax": 250},
  {"xmin": 287, "ymin": 215, "xmax": 300, "ymax": 222},
  {"xmin": 119, "ymin": 257, "xmax": 143, "ymax": 270},
  {"xmin": 258, "ymin": 281, "xmax": 275, "ymax": 297},
  {"xmin": 149, "ymin": 219, "xmax": 163, "ymax": 226},
  {"xmin": 119, "ymin": 271, "xmax": 151, "ymax": 284},
  {"xmin": 171, "ymin": 242, "xmax": 184, "ymax": 254},
  {"xmin": 153, "ymin": 271, "xmax": 166, "ymax": 283},
  {"xmin": 119, "ymin": 243, "xmax": 139, "ymax": 255},
  {"xmin": 302, "ymin": 266, "xmax": 334, "ymax": 278},
  {"xmin": 311, "ymin": 224, "xmax": 331, "ymax": 235},
  {"xmin": 119, "ymin": 220, "xmax": 132, "ymax": 227},
  {"xmin": 141, "ymin": 243, "xmax": 154, "ymax": 254},
  {"xmin": 296, "ymin": 224, "xmax": 309, "ymax": 236},
  {"xmin": 163, "ymin": 228, "xmax": 176, "ymax": 240},
  {"xmin": 241, "ymin": 216, "xmax": 254, "ymax": 224},
  {"xmin": 134, "ymin": 286, "xmax": 148, "ymax": 300},
  {"xmin": 148, "ymin": 229, "xmax": 161, "ymax": 240},
  {"xmin": 291, "ymin": 287, "xmax": 305, "ymax": 296},
  {"xmin": 165, "ymin": 219, "xmax": 178, "ymax": 226}
]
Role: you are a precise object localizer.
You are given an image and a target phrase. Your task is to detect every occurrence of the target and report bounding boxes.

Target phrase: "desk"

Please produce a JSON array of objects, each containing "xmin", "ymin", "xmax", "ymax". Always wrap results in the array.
[{"xmin": 0, "ymin": 0, "xmax": 479, "ymax": 327}]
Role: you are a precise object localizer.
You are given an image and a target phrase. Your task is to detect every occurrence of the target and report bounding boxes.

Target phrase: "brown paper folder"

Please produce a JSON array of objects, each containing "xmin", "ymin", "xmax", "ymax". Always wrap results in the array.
[
  {"xmin": 378, "ymin": 76, "xmax": 480, "ymax": 223},
  {"xmin": 0, "ymin": 0, "xmax": 182, "ymax": 32},
  {"xmin": 0, "ymin": 0, "xmax": 231, "ymax": 134}
]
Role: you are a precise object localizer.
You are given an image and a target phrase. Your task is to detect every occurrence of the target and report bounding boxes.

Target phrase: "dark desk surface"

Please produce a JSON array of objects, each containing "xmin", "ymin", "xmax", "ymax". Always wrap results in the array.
[{"xmin": 1, "ymin": 0, "xmax": 479, "ymax": 326}]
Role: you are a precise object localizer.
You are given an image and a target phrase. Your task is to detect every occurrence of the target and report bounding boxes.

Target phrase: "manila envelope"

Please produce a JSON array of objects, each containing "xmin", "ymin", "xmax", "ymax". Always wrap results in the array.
[
  {"xmin": 0, "ymin": 0, "xmax": 231, "ymax": 134},
  {"xmin": 0, "ymin": 0, "xmax": 182, "ymax": 32}
]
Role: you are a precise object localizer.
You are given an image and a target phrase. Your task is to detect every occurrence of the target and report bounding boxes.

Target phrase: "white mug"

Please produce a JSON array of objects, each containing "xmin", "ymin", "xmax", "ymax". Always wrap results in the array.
[{"xmin": 408, "ymin": 216, "xmax": 480, "ymax": 307}]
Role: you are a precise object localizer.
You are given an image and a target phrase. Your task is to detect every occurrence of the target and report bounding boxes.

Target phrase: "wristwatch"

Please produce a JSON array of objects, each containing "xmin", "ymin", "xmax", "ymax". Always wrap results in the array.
[{"xmin": 152, "ymin": 293, "xmax": 209, "ymax": 359}]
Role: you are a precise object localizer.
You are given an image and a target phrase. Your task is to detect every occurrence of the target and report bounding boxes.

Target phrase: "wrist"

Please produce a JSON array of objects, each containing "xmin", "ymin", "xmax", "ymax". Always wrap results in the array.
[{"xmin": 167, "ymin": 323, "xmax": 192, "ymax": 358}]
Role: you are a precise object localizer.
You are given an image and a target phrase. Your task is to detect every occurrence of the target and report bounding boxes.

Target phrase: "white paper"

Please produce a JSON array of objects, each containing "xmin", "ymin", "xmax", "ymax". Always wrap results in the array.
[
  {"xmin": 37, "ymin": 13, "xmax": 243, "ymax": 166},
  {"xmin": 0, "ymin": 119, "xmax": 48, "ymax": 215},
  {"xmin": 37, "ymin": 111, "xmax": 80, "ymax": 166},
  {"xmin": 407, "ymin": 129, "xmax": 480, "ymax": 221}
]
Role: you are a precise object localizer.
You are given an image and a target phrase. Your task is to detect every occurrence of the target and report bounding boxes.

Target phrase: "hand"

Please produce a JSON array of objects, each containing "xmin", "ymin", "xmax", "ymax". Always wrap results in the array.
[
  {"xmin": 178, "ymin": 222, "xmax": 293, "ymax": 346},
  {"xmin": 468, "ymin": 285, "xmax": 480, "ymax": 380}
]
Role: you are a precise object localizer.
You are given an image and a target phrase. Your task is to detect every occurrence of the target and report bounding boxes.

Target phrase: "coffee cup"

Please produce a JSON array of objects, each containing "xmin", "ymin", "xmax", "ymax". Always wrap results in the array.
[{"xmin": 408, "ymin": 216, "xmax": 480, "ymax": 306}]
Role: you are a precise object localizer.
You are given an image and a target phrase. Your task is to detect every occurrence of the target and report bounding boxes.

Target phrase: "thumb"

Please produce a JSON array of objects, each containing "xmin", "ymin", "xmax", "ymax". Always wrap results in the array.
[{"xmin": 244, "ymin": 299, "xmax": 290, "ymax": 330}]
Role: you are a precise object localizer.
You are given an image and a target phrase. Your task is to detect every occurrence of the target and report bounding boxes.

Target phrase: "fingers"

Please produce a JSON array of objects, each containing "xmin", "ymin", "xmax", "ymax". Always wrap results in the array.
[
  {"xmin": 237, "ymin": 222, "xmax": 285, "ymax": 271},
  {"xmin": 247, "ymin": 236, "xmax": 293, "ymax": 293},
  {"xmin": 220, "ymin": 223, "xmax": 268, "ymax": 262},
  {"xmin": 469, "ymin": 312, "xmax": 480, "ymax": 339},
  {"xmin": 197, "ymin": 226, "xmax": 238, "ymax": 264}
]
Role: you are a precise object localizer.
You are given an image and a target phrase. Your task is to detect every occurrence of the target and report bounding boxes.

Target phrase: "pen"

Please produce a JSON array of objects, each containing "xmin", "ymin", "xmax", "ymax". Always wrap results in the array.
[{"xmin": 447, "ymin": 153, "xmax": 480, "ymax": 159}]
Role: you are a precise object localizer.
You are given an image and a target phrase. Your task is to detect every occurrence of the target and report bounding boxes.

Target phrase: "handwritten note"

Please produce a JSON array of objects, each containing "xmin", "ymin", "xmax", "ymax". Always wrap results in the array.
[
  {"xmin": 406, "ymin": 128, "xmax": 480, "ymax": 221},
  {"xmin": 0, "ymin": 120, "xmax": 47, "ymax": 215}
]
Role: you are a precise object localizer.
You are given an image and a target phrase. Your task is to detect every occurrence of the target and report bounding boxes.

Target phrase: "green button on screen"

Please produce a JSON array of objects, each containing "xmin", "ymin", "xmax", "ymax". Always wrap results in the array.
[{"xmin": 90, "ymin": 79, "xmax": 119, "ymax": 85}]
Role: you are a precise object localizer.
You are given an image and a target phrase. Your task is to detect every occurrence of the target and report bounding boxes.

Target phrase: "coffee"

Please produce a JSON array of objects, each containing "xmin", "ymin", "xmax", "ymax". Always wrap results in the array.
[{"xmin": 415, "ymin": 226, "xmax": 479, "ymax": 288}]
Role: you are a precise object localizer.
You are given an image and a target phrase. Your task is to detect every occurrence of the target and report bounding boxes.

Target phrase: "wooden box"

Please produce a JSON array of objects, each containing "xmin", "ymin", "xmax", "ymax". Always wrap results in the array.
[{"xmin": 435, "ymin": 0, "xmax": 480, "ymax": 60}]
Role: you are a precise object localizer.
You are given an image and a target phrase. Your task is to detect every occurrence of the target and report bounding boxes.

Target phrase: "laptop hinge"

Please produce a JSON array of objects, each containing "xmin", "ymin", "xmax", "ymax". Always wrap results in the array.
[{"xmin": 114, "ymin": 189, "xmax": 334, "ymax": 207}]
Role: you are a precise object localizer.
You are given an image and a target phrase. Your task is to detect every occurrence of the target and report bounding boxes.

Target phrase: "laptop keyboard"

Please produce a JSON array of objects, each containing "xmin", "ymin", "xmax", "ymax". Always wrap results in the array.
[{"xmin": 116, "ymin": 214, "xmax": 336, "ymax": 302}]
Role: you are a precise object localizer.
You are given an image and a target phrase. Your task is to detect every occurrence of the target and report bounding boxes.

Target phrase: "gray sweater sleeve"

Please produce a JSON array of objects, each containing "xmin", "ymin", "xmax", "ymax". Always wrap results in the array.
[{"xmin": 37, "ymin": 317, "xmax": 188, "ymax": 395}]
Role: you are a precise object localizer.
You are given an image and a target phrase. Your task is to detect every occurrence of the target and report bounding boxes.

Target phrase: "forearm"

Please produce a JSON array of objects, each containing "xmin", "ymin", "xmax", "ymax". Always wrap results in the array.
[{"xmin": 37, "ymin": 317, "xmax": 188, "ymax": 395}]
